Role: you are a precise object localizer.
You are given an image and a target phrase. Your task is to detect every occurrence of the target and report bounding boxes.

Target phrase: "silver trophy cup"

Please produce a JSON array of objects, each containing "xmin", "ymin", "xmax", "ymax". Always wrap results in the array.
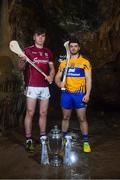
[{"xmin": 48, "ymin": 125, "xmax": 63, "ymax": 166}]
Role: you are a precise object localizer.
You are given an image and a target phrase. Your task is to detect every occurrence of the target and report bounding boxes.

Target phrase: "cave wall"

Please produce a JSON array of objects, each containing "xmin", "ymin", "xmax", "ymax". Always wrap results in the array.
[
  {"xmin": 0, "ymin": 0, "xmax": 120, "ymax": 132},
  {"xmin": 0, "ymin": 0, "xmax": 25, "ymax": 133}
]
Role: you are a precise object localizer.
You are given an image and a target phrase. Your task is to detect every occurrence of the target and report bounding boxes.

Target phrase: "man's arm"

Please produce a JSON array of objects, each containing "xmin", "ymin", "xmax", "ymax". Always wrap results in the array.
[
  {"xmin": 85, "ymin": 71, "xmax": 92, "ymax": 96},
  {"xmin": 82, "ymin": 71, "xmax": 92, "ymax": 103},
  {"xmin": 47, "ymin": 63, "xmax": 55, "ymax": 83},
  {"xmin": 55, "ymin": 69, "xmax": 65, "ymax": 89}
]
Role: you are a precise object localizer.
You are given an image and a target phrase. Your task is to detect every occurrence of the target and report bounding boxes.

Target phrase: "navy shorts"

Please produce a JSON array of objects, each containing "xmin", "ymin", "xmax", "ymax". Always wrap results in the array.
[{"xmin": 61, "ymin": 91, "xmax": 87, "ymax": 109}]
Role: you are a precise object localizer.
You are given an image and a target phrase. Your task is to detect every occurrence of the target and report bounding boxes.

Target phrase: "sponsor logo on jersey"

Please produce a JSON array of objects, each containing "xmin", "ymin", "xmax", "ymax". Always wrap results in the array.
[
  {"xmin": 67, "ymin": 67, "xmax": 85, "ymax": 77},
  {"xmin": 68, "ymin": 68, "xmax": 75, "ymax": 73},
  {"xmin": 33, "ymin": 58, "xmax": 49, "ymax": 64}
]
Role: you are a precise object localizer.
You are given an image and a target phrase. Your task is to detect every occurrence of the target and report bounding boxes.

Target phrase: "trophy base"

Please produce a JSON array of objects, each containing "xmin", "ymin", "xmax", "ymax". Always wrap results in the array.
[{"xmin": 50, "ymin": 155, "xmax": 63, "ymax": 167}]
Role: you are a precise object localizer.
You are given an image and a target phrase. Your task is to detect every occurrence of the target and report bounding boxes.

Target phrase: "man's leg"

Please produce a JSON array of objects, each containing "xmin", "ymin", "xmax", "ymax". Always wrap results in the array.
[
  {"xmin": 61, "ymin": 91, "xmax": 72, "ymax": 135},
  {"xmin": 24, "ymin": 97, "xmax": 37, "ymax": 152},
  {"xmin": 76, "ymin": 108, "xmax": 91, "ymax": 152},
  {"xmin": 38, "ymin": 99, "xmax": 49, "ymax": 137},
  {"xmin": 76, "ymin": 108, "xmax": 88, "ymax": 135},
  {"xmin": 62, "ymin": 108, "xmax": 72, "ymax": 136}
]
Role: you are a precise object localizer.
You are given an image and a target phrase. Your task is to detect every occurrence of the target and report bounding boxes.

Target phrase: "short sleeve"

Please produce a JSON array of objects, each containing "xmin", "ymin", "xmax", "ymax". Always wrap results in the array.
[
  {"xmin": 84, "ymin": 60, "xmax": 92, "ymax": 72},
  {"xmin": 58, "ymin": 60, "xmax": 66, "ymax": 72}
]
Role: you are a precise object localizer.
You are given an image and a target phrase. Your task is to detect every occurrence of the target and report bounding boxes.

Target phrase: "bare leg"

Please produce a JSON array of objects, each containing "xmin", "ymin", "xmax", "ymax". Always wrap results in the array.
[
  {"xmin": 75, "ymin": 108, "xmax": 88, "ymax": 135},
  {"xmin": 76, "ymin": 108, "xmax": 91, "ymax": 152},
  {"xmin": 39, "ymin": 99, "xmax": 49, "ymax": 135},
  {"xmin": 24, "ymin": 97, "xmax": 37, "ymax": 138},
  {"xmin": 62, "ymin": 108, "xmax": 72, "ymax": 132}
]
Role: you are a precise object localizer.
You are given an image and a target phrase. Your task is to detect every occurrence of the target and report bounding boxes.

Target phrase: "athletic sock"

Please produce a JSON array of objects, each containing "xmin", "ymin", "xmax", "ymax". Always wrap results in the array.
[{"xmin": 83, "ymin": 134, "xmax": 89, "ymax": 142}]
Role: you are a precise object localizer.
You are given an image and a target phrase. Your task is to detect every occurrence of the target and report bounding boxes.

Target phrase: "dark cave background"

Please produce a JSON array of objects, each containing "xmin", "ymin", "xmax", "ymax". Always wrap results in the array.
[{"xmin": 0, "ymin": 0, "xmax": 120, "ymax": 132}]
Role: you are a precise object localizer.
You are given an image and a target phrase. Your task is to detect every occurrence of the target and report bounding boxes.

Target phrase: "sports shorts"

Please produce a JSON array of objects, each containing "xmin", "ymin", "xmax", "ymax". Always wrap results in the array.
[
  {"xmin": 61, "ymin": 91, "xmax": 87, "ymax": 109},
  {"xmin": 24, "ymin": 86, "xmax": 50, "ymax": 100}
]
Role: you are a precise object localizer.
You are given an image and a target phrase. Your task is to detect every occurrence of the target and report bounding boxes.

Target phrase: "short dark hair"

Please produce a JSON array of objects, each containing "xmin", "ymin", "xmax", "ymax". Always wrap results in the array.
[
  {"xmin": 33, "ymin": 27, "xmax": 46, "ymax": 35},
  {"xmin": 69, "ymin": 37, "xmax": 80, "ymax": 46}
]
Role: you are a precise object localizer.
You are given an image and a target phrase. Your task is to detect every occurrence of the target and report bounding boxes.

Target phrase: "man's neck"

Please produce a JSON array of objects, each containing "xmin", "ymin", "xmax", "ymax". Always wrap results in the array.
[
  {"xmin": 70, "ymin": 53, "xmax": 80, "ymax": 59},
  {"xmin": 35, "ymin": 43, "xmax": 43, "ymax": 49}
]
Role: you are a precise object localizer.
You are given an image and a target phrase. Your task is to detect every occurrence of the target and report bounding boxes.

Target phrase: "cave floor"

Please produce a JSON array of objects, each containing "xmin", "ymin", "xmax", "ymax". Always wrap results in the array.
[{"xmin": 0, "ymin": 110, "xmax": 120, "ymax": 179}]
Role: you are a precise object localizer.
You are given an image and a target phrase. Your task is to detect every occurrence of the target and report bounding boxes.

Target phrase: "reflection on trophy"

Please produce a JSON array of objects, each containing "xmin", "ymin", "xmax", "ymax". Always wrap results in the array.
[
  {"xmin": 64, "ymin": 135, "xmax": 72, "ymax": 166},
  {"xmin": 40, "ymin": 135, "xmax": 49, "ymax": 165},
  {"xmin": 48, "ymin": 125, "xmax": 63, "ymax": 166}
]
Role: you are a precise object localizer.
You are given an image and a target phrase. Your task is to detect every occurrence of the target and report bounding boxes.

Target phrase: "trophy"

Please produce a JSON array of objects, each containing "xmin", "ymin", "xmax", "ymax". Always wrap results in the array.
[
  {"xmin": 48, "ymin": 125, "xmax": 63, "ymax": 166},
  {"xmin": 64, "ymin": 135, "xmax": 72, "ymax": 166}
]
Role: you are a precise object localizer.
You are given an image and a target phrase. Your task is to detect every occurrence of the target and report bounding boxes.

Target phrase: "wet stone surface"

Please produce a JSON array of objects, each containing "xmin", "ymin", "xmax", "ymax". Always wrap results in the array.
[
  {"xmin": 0, "ymin": 134, "xmax": 91, "ymax": 179},
  {"xmin": 0, "ymin": 110, "xmax": 120, "ymax": 179}
]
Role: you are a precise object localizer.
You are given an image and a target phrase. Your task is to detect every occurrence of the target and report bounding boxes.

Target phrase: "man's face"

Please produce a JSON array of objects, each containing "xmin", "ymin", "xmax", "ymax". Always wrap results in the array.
[
  {"xmin": 69, "ymin": 43, "xmax": 80, "ymax": 55},
  {"xmin": 33, "ymin": 33, "xmax": 46, "ymax": 46}
]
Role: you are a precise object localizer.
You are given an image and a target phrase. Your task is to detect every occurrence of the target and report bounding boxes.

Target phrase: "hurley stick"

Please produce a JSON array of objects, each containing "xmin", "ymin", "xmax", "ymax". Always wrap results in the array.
[{"xmin": 61, "ymin": 41, "xmax": 70, "ymax": 90}]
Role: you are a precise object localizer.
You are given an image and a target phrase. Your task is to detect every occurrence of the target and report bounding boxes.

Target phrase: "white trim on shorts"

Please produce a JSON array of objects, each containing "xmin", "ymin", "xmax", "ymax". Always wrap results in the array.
[{"xmin": 24, "ymin": 86, "xmax": 50, "ymax": 100}]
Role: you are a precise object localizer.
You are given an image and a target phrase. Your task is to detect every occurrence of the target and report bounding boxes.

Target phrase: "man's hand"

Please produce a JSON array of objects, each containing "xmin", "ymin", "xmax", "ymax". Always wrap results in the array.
[
  {"xmin": 82, "ymin": 94, "xmax": 90, "ymax": 103},
  {"xmin": 56, "ymin": 81, "xmax": 65, "ymax": 89},
  {"xmin": 60, "ymin": 82, "xmax": 65, "ymax": 89},
  {"xmin": 19, "ymin": 55, "xmax": 26, "ymax": 61},
  {"xmin": 45, "ymin": 75, "xmax": 53, "ymax": 84}
]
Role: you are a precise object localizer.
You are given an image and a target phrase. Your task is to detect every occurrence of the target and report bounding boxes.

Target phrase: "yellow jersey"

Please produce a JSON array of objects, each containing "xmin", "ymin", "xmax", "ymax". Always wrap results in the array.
[{"xmin": 59, "ymin": 56, "xmax": 91, "ymax": 92}]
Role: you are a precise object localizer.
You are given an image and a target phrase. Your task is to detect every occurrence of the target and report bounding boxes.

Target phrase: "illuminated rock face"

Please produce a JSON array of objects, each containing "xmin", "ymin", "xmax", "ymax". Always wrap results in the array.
[
  {"xmin": 0, "ymin": 1, "xmax": 24, "ymax": 132},
  {"xmin": 0, "ymin": 55, "xmax": 25, "ymax": 132}
]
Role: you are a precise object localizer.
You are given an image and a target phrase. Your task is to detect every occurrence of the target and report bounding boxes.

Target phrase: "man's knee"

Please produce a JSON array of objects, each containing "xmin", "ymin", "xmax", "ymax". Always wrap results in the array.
[
  {"xmin": 79, "ymin": 117, "xmax": 87, "ymax": 123},
  {"xmin": 63, "ymin": 115, "xmax": 70, "ymax": 121},
  {"xmin": 26, "ymin": 109, "xmax": 35, "ymax": 117},
  {"xmin": 40, "ymin": 110, "xmax": 47, "ymax": 117},
  {"xmin": 77, "ymin": 114, "xmax": 87, "ymax": 122}
]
